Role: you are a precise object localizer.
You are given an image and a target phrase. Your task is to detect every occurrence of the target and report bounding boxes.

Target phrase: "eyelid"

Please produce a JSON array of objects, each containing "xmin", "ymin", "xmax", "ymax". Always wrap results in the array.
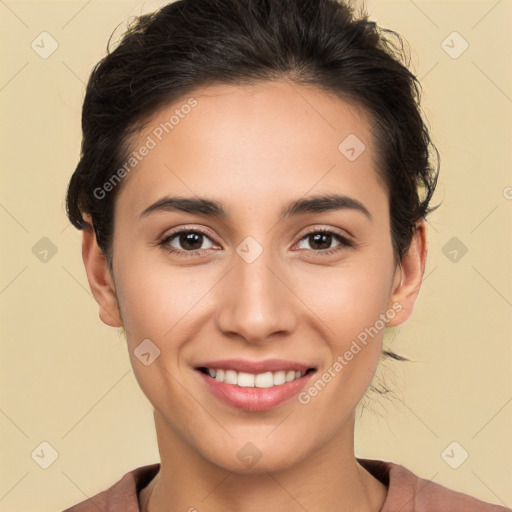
[
  {"xmin": 159, "ymin": 226, "xmax": 219, "ymax": 251},
  {"xmin": 292, "ymin": 227, "xmax": 356, "ymax": 254},
  {"xmin": 159, "ymin": 224, "xmax": 217, "ymax": 242},
  {"xmin": 159, "ymin": 224, "xmax": 357, "ymax": 257},
  {"xmin": 296, "ymin": 225, "xmax": 355, "ymax": 244}
]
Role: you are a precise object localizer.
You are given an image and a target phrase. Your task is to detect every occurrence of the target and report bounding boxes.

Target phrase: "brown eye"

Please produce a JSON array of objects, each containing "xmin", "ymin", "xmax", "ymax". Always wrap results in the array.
[
  {"xmin": 296, "ymin": 229, "xmax": 354, "ymax": 255},
  {"xmin": 176, "ymin": 232, "xmax": 205, "ymax": 251},
  {"xmin": 307, "ymin": 232, "xmax": 334, "ymax": 250},
  {"xmin": 160, "ymin": 229, "xmax": 216, "ymax": 256}
]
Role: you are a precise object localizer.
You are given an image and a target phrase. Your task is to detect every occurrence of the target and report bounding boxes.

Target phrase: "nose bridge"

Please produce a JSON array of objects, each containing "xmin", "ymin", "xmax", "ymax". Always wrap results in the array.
[{"xmin": 214, "ymin": 239, "xmax": 296, "ymax": 343}]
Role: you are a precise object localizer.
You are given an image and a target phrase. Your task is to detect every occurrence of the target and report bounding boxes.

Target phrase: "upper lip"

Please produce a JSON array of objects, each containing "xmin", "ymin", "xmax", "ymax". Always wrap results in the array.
[{"xmin": 195, "ymin": 358, "xmax": 316, "ymax": 374}]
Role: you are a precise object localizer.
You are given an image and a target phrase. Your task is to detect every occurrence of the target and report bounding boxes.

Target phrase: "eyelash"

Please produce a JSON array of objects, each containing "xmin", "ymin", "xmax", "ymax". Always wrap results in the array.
[{"xmin": 158, "ymin": 227, "xmax": 355, "ymax": 258}]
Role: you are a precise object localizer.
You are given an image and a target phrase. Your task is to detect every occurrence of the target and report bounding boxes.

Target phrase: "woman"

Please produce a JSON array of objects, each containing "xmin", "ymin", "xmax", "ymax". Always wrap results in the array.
[{"xmin": 63, "ymin": 0, "xmax": 510, "ymax": 510}]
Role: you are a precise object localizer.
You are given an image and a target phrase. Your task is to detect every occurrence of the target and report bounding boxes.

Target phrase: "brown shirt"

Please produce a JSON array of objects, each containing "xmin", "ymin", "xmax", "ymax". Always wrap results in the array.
[{"xmin": 62, "ymin": 458, "xmax": 511, "ymax": 512}]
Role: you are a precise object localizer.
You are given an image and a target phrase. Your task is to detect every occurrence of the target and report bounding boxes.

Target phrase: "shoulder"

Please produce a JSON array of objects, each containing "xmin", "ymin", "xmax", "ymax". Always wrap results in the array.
[
  {"xmin": 61, "ymin": 463, "xmax": 160, "ymax": 512},
  {"xmin": 358, "ymin": 458, "xmax": 511, "ymax": 512}
]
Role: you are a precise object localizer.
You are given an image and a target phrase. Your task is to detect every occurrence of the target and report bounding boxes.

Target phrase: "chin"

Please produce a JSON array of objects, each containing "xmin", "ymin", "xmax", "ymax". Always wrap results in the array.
[{"xmin": 195, "ymin": 434, "xmax": 311, "ymax": 475}]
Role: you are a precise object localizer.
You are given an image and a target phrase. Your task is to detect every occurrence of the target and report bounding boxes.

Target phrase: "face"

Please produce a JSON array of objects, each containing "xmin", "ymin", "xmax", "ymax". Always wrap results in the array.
[{"xmin": 84, "ymin": 80, "xmax": 425, "ymax": 473}]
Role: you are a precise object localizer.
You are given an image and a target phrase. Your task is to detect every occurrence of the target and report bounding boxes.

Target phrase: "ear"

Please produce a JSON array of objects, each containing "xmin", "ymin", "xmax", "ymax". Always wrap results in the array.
[
  {"xmin": 81, "ymin": 214, "xmax": 123, "ymax": 328},
  {"xmin": 386, "ymin": 219, "xmax": 428, "ymax": 327}
]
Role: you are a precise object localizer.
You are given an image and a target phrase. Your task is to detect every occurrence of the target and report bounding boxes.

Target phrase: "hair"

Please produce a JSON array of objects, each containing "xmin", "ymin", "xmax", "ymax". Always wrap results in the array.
[{"xmin": 65, "ymin": 0, "xmax": 439, "ymax": 362}]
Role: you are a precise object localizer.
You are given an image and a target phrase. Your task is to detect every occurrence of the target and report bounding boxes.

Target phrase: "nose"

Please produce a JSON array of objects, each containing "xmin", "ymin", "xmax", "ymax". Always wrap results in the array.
[{"xmin": 214, "ymin": 246, "xmax": 298, "ymax": 345}]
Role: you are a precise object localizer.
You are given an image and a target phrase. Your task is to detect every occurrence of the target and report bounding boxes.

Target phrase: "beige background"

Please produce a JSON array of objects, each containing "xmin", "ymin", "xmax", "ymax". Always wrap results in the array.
[{"xmin": 0, "ymin": 0, "xmax": 511, "ymax": 510}]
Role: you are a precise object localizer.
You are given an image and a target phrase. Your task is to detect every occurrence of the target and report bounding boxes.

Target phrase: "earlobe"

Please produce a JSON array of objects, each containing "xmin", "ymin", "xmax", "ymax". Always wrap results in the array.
[
  {"xmin": 81, "ymin": 214, "xmax": 123, "ymax": 328},
  {"xmin": 386, "ymin": 219, "xmax": 428, "ymax": 327}
]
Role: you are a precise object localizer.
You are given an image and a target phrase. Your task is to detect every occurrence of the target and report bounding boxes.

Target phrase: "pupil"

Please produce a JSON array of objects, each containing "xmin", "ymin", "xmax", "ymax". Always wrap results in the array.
[
  {"xmin": 182, "ymin": 232, "xmax": 202, "ymax": 250},
  {"xmin": 312, "ymin": 233, "xmax": 331, "ymax": 250}
]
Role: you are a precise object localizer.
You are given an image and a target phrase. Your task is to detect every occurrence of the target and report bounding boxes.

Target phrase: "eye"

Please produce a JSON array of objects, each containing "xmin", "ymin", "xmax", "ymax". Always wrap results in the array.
[
  {"xmin": 295, "ymin": 229, "xmax": 354, "ymax": 255},
  {"xmin": 159, "ymin": 227, "xmax": 355, "ymax": 258},
  {"xmin": 159, "ymin": 228, "xmax": 217, "ymax": 257}
]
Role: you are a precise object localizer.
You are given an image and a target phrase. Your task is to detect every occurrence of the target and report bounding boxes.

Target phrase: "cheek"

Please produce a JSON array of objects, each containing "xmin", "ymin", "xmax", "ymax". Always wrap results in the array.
[
  {"xmin": 114, "ymin": 249, "xmax": 214, "ymax": 339},
  {"xmin": 113, "ymin": 252, "xmax": 222, "ymax": 405},
  {"xmin": 297, "ymin": 253, "xmax": 395, "ymax": 344},
  {"xmin": 294, "ymin": 250, "xmax": 395, "ymax": 405},
  {"xmin": 114, "ymin": 259, "xmax": 208, "ymax": 416}
]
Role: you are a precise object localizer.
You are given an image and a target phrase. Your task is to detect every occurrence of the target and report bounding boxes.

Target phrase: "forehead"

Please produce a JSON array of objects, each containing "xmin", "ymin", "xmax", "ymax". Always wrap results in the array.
[{"xmin": 117, "ymin": 80, "xmax": 386, "ymax": 221}]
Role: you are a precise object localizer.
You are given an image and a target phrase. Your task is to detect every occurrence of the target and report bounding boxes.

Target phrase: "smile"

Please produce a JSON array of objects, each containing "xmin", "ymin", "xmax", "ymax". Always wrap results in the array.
[
  {"xmin": 198, "ymin": 367, "xmax": 313, "ymax": 388},
  {"xmin": 194, "ymin": 359, "xmax": 317, "ymax": 412}
]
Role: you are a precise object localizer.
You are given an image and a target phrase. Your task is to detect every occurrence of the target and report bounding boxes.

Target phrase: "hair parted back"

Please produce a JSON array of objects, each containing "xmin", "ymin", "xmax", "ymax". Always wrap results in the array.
[{"xmin": 66, "ymin": 0, "xmax": 439, "ymax": 266}]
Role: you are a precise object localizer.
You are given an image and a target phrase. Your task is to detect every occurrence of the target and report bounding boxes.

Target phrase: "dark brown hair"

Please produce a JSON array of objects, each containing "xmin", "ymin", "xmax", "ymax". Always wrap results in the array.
[{"xmin": 66, "ymin": 0, "xmax": 438, "ymax": 272}]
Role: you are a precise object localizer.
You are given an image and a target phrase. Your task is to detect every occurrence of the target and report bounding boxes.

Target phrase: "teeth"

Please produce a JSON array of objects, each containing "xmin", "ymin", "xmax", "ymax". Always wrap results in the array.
[
  {"xmin": 224, "ymin": 370, "xmax": 237, "ymax": 385},
  {"xmin": 237, "ymin": 372, "xmax": 255, "ymax": 387},
  {"xmin": 205, "ymin": 368, "xmax": 308, "ymax": 387},
  {"xmin": 255, "ymin": 371, "xmax": 273, "ymax": 388},
  {"xmin": 273, "ymin": 371, "xmax": 286, "ymax": 385}
]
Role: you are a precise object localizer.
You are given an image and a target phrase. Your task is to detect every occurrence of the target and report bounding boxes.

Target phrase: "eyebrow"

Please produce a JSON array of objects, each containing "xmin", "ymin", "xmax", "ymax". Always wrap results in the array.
[{"xmin": 139, "ymin": 193, "xmax": 372, "ymax": 221}]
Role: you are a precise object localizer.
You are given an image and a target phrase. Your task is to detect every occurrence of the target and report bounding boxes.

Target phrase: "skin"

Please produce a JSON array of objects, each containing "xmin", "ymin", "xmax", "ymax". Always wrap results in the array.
[{"xmin": 81, "ymin": 80, "xmax": 427, "ymax": 512}]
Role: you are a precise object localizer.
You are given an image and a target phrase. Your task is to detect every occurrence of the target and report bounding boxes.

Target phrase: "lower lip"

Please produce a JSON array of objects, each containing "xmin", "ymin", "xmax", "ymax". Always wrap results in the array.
[{"xmin": 196, "ymin": 370, "xmax": 315, "ymax": 412}]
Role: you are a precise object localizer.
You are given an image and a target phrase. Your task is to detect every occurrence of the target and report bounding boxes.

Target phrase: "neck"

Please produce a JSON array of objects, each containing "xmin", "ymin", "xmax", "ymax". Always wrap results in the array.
[{"xmin": 140, "ymin": 411, "xmax": 387, "ymax": 512}]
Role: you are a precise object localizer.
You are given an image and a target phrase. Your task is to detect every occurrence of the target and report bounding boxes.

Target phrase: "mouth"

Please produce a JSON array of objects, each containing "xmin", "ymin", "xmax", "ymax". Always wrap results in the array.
[
  {"xmin": 194, "ymin": 359, "xmax": 317, "ymax": 412},
  {"xmin": 196, "ymin": 366, "xmax": 316, "ymax": 388}
]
